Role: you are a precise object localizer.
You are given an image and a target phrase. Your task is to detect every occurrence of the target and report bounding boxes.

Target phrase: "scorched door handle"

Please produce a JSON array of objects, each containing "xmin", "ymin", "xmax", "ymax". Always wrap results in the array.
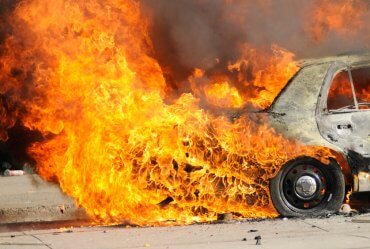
[{"xmin": 337, "ymin": 124, "xmax": 352, "ymax": 130}]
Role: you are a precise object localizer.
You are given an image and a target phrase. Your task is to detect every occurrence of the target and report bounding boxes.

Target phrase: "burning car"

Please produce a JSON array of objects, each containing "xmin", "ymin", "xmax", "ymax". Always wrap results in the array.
[{"xmin": 268, "ymin": 52, "xmax": 370, "ymax": 217}]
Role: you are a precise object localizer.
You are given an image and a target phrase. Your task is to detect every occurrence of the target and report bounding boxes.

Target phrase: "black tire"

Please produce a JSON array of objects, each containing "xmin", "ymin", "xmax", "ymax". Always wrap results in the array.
[{"xmin": 270, "ymin": 157, "xmax": 345, "ymax": 217}]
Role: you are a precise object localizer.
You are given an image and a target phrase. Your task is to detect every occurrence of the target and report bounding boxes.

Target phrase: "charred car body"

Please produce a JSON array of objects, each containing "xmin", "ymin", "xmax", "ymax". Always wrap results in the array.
[{"xmin": 267, "ymin": 52, "xmax": 370, "ymax": 216}]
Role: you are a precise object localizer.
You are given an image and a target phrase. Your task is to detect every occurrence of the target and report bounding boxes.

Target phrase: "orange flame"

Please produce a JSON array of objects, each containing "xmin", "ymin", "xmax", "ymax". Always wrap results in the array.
[
  {"xmin": 309, "ymin": 0, "xmax": 367, "ymax": 42},
  {"xmin": 204, "ymin": 81, "xmax": 244, "ymax": 108},
  {"xmin": 227, "ymin": 44, "xmax": 299, "ymax": 109},
  {"xmin": 0, "ymin": 0, "xmax": 335, "ymax": 225}
]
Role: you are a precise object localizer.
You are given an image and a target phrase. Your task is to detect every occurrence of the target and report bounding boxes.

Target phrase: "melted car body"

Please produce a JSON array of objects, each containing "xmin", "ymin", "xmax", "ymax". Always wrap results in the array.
[{"xmin": 267, "ymin": 52, "xmax": 370, "ymax": 216}]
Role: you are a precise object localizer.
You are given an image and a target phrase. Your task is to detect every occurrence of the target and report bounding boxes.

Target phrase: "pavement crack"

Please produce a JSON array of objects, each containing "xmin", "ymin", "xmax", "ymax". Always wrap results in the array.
[
  {"xmin": 27, "ymin": 232, "xmax": 53, "ymax": 249},
  {"xmin": 0, "ymin": 242, "xmax": 46, "ymax": 246},
  {"xmin": 302, "ymin": 221, "xmax": 329, "ymax": 232},
  {"xmin": 348, "ymin": 234, "xmax": 370, "ymax": 240}
]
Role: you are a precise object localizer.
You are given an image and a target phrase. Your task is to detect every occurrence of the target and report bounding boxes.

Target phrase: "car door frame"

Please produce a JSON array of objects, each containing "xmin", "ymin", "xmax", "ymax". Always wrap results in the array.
[{"xmin": 316, "ymin": 61, "xmax": 370, "ymax": 158}]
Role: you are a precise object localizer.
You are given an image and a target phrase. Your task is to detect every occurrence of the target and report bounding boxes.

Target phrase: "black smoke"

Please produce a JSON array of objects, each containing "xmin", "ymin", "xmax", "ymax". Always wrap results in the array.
[{"xmin": 0, "ymin": 0, "xmax": 41, "ymax": 171}]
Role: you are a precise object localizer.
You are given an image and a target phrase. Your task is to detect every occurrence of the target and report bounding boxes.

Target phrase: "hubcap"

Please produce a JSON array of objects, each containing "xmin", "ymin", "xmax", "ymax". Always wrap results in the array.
[
  {"xmin": 281, "ymin": 163, "xmax": 330, "ymax": 210},
  {"xmin": 295, "ymin": 175, "xmax": 317, "ymax": 199}
]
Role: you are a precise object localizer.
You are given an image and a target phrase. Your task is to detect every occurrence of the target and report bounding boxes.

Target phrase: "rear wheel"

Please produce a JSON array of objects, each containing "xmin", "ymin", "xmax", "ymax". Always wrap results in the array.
[{"xmin": 270, "ymin": 157, "xmax": 345, "ymax": 217}]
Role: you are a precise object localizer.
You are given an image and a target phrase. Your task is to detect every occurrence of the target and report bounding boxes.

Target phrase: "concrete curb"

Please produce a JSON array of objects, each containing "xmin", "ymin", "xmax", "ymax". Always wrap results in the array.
[{"xmin": 0, "ymin": 174, "xmax": 88, "ymax": 224}]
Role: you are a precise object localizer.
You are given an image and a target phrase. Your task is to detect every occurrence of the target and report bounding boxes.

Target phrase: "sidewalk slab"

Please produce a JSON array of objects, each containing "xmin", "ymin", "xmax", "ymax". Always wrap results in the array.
[{"xmin": 0, "ymin": 175, "xmax": 87, "ymax": 224}]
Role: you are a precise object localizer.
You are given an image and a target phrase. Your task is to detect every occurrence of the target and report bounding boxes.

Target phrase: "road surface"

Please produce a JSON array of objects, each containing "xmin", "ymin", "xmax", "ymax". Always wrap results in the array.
[
  {"xmin": 1, "ymin": 215, "xmax": 370, "ymax": 249},
  {"xmin": 1, "ymin": 175, "xmax": 370, "ymax": 249}
]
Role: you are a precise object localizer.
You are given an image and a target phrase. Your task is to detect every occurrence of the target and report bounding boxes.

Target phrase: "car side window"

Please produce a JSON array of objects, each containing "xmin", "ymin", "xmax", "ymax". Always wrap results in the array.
[
  {"xmin": 327, "ymin": 70, "xmax": 355, "ymax": 112},
  {"xmin": 352, "ymin": 67, "xmax": 370, "ymax": 110}
]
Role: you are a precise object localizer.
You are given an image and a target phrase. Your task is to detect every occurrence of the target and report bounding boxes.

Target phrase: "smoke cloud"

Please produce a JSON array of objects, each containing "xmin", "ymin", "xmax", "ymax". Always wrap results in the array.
[{"xmin": 141, "ymin": 0, "xmax": 370, "ymax": 86}]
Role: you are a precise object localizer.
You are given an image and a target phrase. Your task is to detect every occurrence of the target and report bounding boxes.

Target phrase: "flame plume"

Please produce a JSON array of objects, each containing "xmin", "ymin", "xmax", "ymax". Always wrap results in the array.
[
  {"xmin": 0, "ymin": 0, "xmax": 362, "ymax": 225},
  {"xmin": 309, "ymin": 0, "xmax": 368, "ymax": 42}
]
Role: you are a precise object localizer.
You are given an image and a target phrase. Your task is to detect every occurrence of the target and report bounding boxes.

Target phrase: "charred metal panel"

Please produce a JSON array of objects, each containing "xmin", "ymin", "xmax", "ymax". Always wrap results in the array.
[
  {"xmin": 317, "ymin": 112, "xmax": 370, "ymax": 157},
  {"xmin": 317, "ymin": 61, "xmax": 370, "ymax": 158},
  {"xmin": 268, "ymin": 53, "xmax": 370, "ymax": 156},
  {"xmin": 267, "ymin": 52, "xmax": 370, "ymax": 193},
  {"xmin": 268, "ymin": 63, "xmax": 332, "ymax": 146},
  {"xmin": 355, "ymin": 172, "xmax": 370, "ymax": 192},
  {"xmin": 347, "ymin": 150, "xmax": 370, "ymax": 174}
]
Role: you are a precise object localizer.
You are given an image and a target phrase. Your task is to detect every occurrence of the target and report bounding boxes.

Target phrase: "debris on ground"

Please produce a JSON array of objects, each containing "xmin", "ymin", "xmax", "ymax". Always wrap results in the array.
[
  {"xmin": 1, "ymin": 161, "xmax": 34, "ymax": 176},
  {"xmin": 59, "ymin": 227, "xmax": 73, "ymax": 233},
  {"xmin": 254, "ymin": 235, "xmax": 262, "ymax": 245},
  {"xmin": 3, "ymin": 169, "xmax": 25, "ymax": 176},
  {"xmin": 144, "ymin": 243, "xmax": 151, "ymax": 247},
  {"xmin": 217, "ymin": 213, "xmax": 233, "ymax": 222},
  {"xmin": 22, "ymin": 162, "xmax": 35, "ymax": 174},
  {"xmin": 340, "ymin": 204, "xmax": 352, "ymax": 213},
  {"xmin": 339, "ymin": 204, "xmax": 358, "ymax": 217},
  {"xmin": 60, "ymin": 205, "xmax": 66, "ymax": 214}
]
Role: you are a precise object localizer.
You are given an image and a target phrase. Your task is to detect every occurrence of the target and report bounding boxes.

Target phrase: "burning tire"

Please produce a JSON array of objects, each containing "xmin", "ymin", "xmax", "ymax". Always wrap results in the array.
[{"xmin": 270, "ymin": 157, "xmax": 345, "ymax": 217}]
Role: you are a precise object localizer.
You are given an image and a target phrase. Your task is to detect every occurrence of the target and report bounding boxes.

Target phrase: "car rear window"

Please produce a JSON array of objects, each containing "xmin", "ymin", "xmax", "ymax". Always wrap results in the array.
[{"xmin": 327, "ymin": 70, "xmax": 355, "ymax": 111}]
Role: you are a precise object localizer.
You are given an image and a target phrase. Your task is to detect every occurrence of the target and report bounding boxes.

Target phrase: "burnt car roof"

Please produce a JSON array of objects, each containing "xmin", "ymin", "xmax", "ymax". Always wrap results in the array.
[{"xmin": 298, "ymin": 51, "xmax": 370, "ymax": 67}]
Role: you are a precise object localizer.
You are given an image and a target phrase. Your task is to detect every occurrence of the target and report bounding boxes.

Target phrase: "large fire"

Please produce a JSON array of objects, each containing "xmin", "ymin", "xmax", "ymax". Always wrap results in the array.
[
  {"xmin": 0, "ymin": 0, "xmax": 366, "ymax": 225},
  {"xmin": 309, "ymin": 0, "xmax": 368, "ymax": 42}
]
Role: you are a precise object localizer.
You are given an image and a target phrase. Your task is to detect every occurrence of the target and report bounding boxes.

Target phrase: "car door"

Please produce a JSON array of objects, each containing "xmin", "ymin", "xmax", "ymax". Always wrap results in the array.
[{"xmin": 317, "ymin": 63, "xmax": 370, "ymax": 158}]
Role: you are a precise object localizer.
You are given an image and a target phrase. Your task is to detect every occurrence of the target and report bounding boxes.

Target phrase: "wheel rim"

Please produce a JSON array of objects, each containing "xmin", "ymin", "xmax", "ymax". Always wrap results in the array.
[{"xmin": 280, "ymin": 163, "xmax": 332, "ymax": 210}]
